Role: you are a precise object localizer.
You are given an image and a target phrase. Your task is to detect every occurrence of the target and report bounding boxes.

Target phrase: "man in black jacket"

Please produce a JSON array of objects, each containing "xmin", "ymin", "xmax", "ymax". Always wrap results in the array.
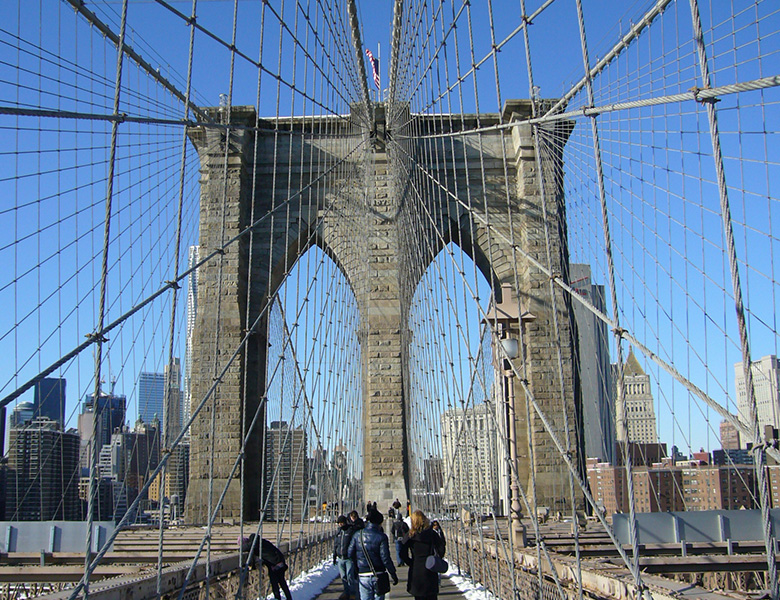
[
  {"xmin": 347, "ymin": 510, "xmax": 398, "ymax": 600},
  {"xmin": 243, "ymin": 535, "xmax": 293, "ymax": 600},
  {"xmin": 390, "ymin": 510, "xmax": 409, "ymax": 567},
  {"xmin": 334, "ymin": 515, "xmax": 358, "ymax": 600}
]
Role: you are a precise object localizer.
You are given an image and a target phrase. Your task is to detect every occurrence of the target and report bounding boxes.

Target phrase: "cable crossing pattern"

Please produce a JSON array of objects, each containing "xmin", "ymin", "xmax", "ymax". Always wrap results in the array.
[{"xmin": 0, "ymin": 1, "xmax": 778, "ymax": 599}]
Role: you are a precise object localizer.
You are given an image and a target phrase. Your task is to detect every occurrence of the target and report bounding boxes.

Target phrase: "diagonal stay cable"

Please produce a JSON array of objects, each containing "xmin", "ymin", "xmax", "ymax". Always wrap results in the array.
[
  {"xmin": 0, "ymin": 137, "xmax": 369, "ymax": 410},
  {"xmin": 389, "ymin": 136, "xmax": 780, "ymax": 464}
]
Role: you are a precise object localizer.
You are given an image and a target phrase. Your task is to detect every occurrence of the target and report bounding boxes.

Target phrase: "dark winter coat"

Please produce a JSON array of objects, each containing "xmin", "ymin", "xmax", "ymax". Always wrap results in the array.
[
  {"xmin": 347, "ymin": 522, "xmax": 397, "ymax": 578},
  {"xmin": 391, "ymin": 517, "xmax": 409, "ymax": 541},
  {"xmin": 402, "ymin": 527, "xmax": 446, "ymax": 597},
  {"xmin": 334, "ymin": 523, "xmax": 356, "ymax": 559}
]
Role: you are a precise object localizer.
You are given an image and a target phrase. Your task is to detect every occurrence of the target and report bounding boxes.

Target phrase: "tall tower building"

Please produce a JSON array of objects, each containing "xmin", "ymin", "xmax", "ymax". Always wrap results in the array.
[
  {"xmin": 5, "ymin": 417, "xmax": 80, "ymax": 521},
  {"xmin": 164, "ymin": 357, "xmax": 182, "ymax": 443},
  {"xmin": 735, "ymin": 355, "xmax": 780, "ymax": 433},
  {"xmin": 138, "ymin": 371, "xmax": 165, "ymax": 424},
  {"xmin": 183, "ymin": 245, "xmax": 199, "ymax": 439},
  {"xmin": 34, "ymin": 377, "xmax": 66, "ymax": 428},
  {"xmin": 720, "ymin": 419, "xmax": 741, "ymax": 450},
  {"xmin": 263, "ymin": 421, "xmax": 308, "ymax": 522},
  {"xmin": 441, "ymin": 402, "xmax": 498, "ymax": 514},
  {"xmin": 570, "ymin": 264, "xmax": 615, "ymax": 463},
  {"xmin": 619, "ymin": 350, "xmax": 658, "ymax": 444},
  {"xmin": 78, "ymin": 391, "xmax": 127, "ymax": 472}
]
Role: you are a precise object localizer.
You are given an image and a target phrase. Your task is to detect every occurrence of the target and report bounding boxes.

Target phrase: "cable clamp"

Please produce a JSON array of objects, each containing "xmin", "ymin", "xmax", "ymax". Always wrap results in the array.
[
  {"xmin": 612, "ymin": 326, "xmax": 626, "ymax": 338},
  {"xmin": 689, "ymin": 86, "xmax": 719, "ymax": 104},
  {"xmin": 522, "ymin": 14, "xmax": 533, "ymax": 25},
  {"xmin": 214, "ymin": 247, "xmax": 226, "ymax": 255},
  {"xmin": 186, "ymin": 15, "xmax": 196, "ymax": 26},
  {"xmin": 750, "ymin": 439, "xmax": 777, "ymax": 453},
  {"xmin": 550, "ymin": 271, "xmax": 560, "ymax": 281},
  {"xmin": 165, "ymin": 280, "xmax": 181, "ymax": 290},
  {"xmin": 86, "ymin": 331, "xmax": 109, "ymax": 343}
]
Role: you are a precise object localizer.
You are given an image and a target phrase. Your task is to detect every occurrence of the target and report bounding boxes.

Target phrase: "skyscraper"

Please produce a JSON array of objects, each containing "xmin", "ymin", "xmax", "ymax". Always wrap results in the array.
[
  {"xmin": 164, "ymin": 357, "xmax": 182, "ymax": 443},
  {"xmin": 735, "ymin": 355, "xmax": 780, "ymax": 433},
  {"xmin": 720, "ymin": 419, "xmax": 741, "ymax": 450},
  {"xmin": 5, "ymin": 417, "xmax": 80, "ymax": 521},
  {"xmin": 183, "ymin": 245, "xmax": 199, "ymax": 439},
  {"xmin": 570, "ymin": 264, "xmax": 615, "ymax": 463},
  {"xmin": 138, "ymin": 371, "xmax": 165, "ymax": 424},
  {"xmin": 78, "ymin": 391, "xmax": 127, "ymax": 471},
  {"xmin": 619, "ymin": 350, "xmax": 658, "ymax": 444},
  {"xmin": 34, "ymin": 377, "xmax": 66, "ymax": 427},
  {"xmin": 441, "ymin": 402, "xmax": 498, "ymax": 514},
  {"xmin": 264, "ymin": 421, "xmax": 308, "ymax": 521}
]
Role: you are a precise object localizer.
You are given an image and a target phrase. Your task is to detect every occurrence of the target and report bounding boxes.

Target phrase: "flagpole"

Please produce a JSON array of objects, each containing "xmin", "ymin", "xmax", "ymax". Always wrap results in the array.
[{"xmin": 378, "ymin": 42, "xmax": 381, "ymax": 101}]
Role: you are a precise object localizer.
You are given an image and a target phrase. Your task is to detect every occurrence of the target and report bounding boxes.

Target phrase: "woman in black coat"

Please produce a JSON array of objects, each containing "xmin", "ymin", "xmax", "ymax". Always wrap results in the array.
[{"xmin": 401, "ymin": 510, "xmax": 446, "ymax": 600}]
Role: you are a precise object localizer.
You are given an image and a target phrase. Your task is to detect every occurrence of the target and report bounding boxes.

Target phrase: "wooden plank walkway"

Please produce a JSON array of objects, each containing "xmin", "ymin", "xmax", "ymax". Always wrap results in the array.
[{"xmin": 313, "ymin": 564, "xmax": 471, "ymax": 600}]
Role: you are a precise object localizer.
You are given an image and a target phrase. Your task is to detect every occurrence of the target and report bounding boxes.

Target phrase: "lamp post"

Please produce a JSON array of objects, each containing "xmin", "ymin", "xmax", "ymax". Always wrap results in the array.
[
  {"xmin": 501, "ymin": 334, "xmax": 525, "ymax": 549},
  {"xmin": 485, "ymin": 285, "xmax": 536, "ymax": 549}
]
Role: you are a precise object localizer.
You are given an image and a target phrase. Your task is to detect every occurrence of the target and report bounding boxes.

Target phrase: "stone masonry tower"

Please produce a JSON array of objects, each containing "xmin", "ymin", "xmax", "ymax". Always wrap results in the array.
[{"xmin": 184, "ymin": 100, "xmax": 579, "ymax": 522}]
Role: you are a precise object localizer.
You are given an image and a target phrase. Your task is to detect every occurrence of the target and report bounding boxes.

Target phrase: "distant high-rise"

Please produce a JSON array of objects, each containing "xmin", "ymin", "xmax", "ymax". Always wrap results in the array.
[
  {"xmin": 735, "ymin": 355, "xmax": 780, "ymax": 433},
  {"xmin": 77, "ymin": 391, "xmax": 127, "ymax": 471},
  {"xmin": 570, "ymin": 264, "xmax": 615, "ymax": 464},
  {"xmin": 164, "ymin": 357, "xmax": 182, "ymax": 443},
  {"xmin": 9, "ymin": 401, "xmax": 35, "ymax": 429},
  {"xmin": 441, "ymin": 402, "xmax": 498, "ymax": 514},
  {"xmin": 264, "ymin": 421, "xmax": 308, "ymax": 521},
  {"xmin": 183, "ymin": 245, "xmax": 199, "ymax": 439},
  {"xmin": 34, "ymin": 377, "xmax": 66, "ymax": 427},
  {"xmin": 138, "ymin": 371, "xmax": 165, "ymax": 424},
  {"xmin": 720, "ymin": 419, "xmax": 741, "ymax": 450},
  {"xmin": 5, "ymin": 417, "xmax": 80, "ymax": 521},
  {"xmin": 619, "ymin": 350, "xmax": 658, "ymax": 444}
]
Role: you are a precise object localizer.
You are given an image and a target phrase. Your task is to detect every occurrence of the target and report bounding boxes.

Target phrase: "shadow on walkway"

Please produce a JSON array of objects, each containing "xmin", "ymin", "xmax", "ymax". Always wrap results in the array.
[{"xmin": 313, "ymin": 564, "xmax": 470, "ymax": 600}]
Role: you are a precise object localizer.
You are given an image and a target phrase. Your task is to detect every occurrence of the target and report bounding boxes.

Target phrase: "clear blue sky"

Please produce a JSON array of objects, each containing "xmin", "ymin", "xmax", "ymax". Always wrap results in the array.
[{"xmin": 1, "ymin": 0, "xmax": 777, "ymax": 461}]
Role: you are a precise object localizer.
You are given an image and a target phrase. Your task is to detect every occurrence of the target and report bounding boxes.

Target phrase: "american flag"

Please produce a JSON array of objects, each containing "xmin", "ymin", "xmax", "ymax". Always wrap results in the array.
[{"xmin": 365, "ymin": 48, "xmax": 380, "ymax": 89}]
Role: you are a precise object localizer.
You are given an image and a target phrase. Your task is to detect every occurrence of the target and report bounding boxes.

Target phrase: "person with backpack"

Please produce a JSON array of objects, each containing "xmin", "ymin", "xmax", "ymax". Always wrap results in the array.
[{"xmin": 390, "ymin": 508, "xmax": 409, "ymax": 567}]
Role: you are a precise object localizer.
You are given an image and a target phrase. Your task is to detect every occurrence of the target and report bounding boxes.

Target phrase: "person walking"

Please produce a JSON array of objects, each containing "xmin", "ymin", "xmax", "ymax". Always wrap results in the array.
[
  {"xmin": 347, "ymin": 509, "xmax": 398, "ymax": 600},
  {"xmin": 390, "ymin": 509, "xmax": 409, "ymax": 567},
  {"xmin": 334, "ymin": 515, "xmax": 358, "ymax": 600},
  {"xmin": 402, "ymin": 510, "xmax": 446, "ymax": 600},
  {"xmin": 243, "ymin": 535, "xmax": 293, "ymax": 600}
]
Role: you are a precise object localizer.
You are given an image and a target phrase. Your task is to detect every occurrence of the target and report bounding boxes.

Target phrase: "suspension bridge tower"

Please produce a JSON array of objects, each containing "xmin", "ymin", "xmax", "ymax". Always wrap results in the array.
[{"xmin": 184, "ymin": 99, "xmax": 581, "ymax": 523}]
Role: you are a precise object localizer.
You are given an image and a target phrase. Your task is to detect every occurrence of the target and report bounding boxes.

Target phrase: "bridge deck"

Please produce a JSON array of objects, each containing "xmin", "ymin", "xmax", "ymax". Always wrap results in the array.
[{"xmin": 313, "ymin": 566, "xmax": 470, "ymax": 600}]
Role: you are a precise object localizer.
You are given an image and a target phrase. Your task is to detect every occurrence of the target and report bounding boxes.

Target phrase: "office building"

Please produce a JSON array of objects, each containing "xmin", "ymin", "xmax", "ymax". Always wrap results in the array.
[
  {"xmin": 34, "ymin": 377, "xmax": 66, "ymax": 427},
  {"xmin": 183, "ymin": 245, "xmax": 199, "ymax": 439},
  {"xmin": 619, "ymin": 350, "xmax": 658, "ymax": 444},
  {"xmin": 77, "ymin": 390, "xmax": 127, "ymax": 471},
  {"xmin": 164, "ymin": 358, "xmax": 182, "ymax": 443},
  {"xmin": 571, "ymin": 264, "xmax": 615, "ymax": 463},
  {"xmin": 720, "ymin": 419, "xmax": 741, "ymax": 450},
  {"xmin": 264, "ymin": 421, "xmax": 309, "ymax": 521},
  {"xmin": 9, "ymin": 401, "xmax": 35, "ymax": 429},
  {"xmin": 441, "ymin": 402, "xmax": 499, "ymax": 514},
  {"xmin": 5, "ymin": 417, "xmax": 80, "ymax": 520},
  {"xmin": 735, "ymin": 355, "xmax": 780, "ymax": 433},
  {"xmin": 138, "ymin": 371, "xmax": 165, "ymax": 425}
]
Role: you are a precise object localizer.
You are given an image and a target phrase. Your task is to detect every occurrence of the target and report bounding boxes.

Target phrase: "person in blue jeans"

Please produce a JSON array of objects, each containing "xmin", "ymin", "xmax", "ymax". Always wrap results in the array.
[
  {"xmin": 390, "ymin": 509, "xmax": 409, "ymax": 567},
  {"xmin": 347, "ymin": 509, "xmax": 398, "ymax": 600},
  {"xmin": 334, "ymin": 515, "xmax": 358, "ymax": 600}
]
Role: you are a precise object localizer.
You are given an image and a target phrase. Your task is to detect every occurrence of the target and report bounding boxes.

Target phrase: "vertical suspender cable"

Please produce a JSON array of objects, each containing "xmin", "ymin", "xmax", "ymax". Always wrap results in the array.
[
  {"xmin": 686, "ymin": 1, "xmax": 778, "ymax": 596},
  {"xmin": 572, "ymin": 0, "xmax": 645, "ymax": 593},
  {"xmin": 156, "ymin": 2, "xmax": 199, "ymax": 597},
  {"xmin": 84, "ymin": 2, "xmax": 129, "ymax": 596}
]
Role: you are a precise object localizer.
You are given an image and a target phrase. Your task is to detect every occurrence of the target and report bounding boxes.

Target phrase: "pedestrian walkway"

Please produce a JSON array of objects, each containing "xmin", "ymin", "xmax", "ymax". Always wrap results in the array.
[{"xmin": 313, "ymin": 565, "xmax": 470, "ymax": 600}]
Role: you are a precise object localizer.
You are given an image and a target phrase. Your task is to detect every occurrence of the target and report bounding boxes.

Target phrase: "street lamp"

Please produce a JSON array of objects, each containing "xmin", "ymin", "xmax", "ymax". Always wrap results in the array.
[{"xmin": 485, "ymin": 284, "xmax": 535, "ymax": 550}]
